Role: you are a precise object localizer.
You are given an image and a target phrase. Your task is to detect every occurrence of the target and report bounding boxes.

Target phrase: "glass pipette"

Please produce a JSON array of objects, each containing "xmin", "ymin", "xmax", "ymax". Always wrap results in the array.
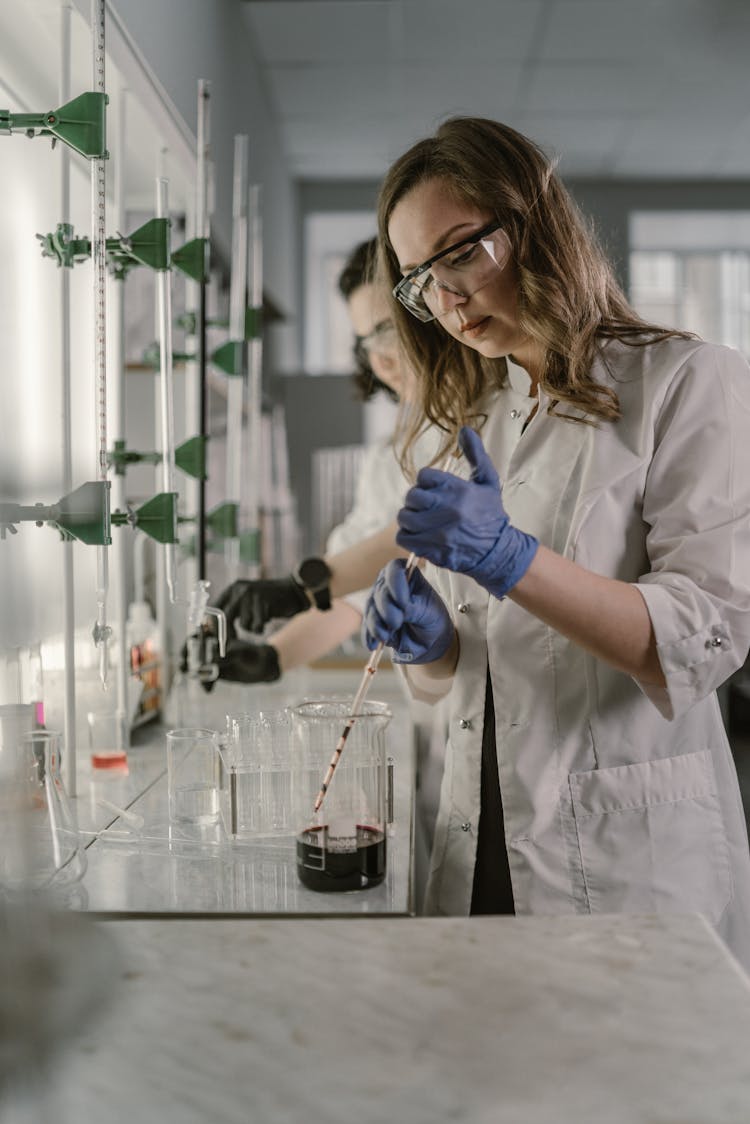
[
  {"xmin": 312, "ymin": 447, "xmax": 458, "ymax": 817},
  {"xmin": 312, "ymin": 551, "xmax": 418, "ymax": 816}
]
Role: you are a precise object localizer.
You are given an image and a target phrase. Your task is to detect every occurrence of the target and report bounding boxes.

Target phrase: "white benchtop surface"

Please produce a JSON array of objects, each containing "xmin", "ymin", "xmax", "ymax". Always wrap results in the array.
[{"xmin": 15, "ymin": 911, "xmax": 750, "ymax": 1124}]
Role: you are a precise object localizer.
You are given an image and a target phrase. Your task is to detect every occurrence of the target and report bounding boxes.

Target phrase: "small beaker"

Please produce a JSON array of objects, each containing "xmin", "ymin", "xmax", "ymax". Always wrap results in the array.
[
  {"xmin": 291, "ymin": 699, "xmax": 391, "ymax": 892},
  {"xmin": 166, "ymin": 728, "xmax": 220, "ymax": 825},
  {"xmin": 219, "ymin": 710, "xmax": 292, "ymax": 839},
  {"xmin": 0, "ymin": 703, "xmax": 37, "ymax": 753},
  {"xmin": 87, "ymin": 709, "xmax": 129, "ymax": 775},
  {"xmin": 0, "ymin": 729, "xmax": 87, "ymax": 892}
]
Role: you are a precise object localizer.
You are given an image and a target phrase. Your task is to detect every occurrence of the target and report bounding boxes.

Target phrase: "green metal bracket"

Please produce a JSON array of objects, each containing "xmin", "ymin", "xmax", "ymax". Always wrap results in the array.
[
  {"xmin": 171, "ymin": 237, "xmax": 209, "ymax": 284},
  {"xmin": 176, "ymin": 311, "xmax": 227, "ymax": 335},
  {"xmin": 108, "ymin": 439, "xmax": 160, "ymax": 476},
  {"xmin": 174, "ymin": 436, "xmax": 208, "ymax": 480},
  {"xmin": 142, "ymin": 342, "xmax": 196, "ymax": 369},
  {"xmin": 108, "ymin": 437, "xmax": 207, "ymax": 481},
  {"xmin": 37, "ymin": 222, "xmax": 90, "ymax": 268},
  {"xmin": 0, "ymin": 480, "xmax": 111, "ymax": 545},
  {"xmin": 206, "ymin": 502, "xmax": 239, "ymax": 540},
  {"xmin": 211, "ymin": 340, "xmax": 245, "ymax": 377},
  {"xmin": 111, "ymin": 492, "xmax": 178, "ymax": 544},
  {"xmin": 239, "ymin": 529, "xmax": 261, "ymax": 566},
  {"xmin": 0, "ymin": 92, "xmax": 108, "ymax": 159},
  {"xmin": 37, "ymin": 217, "xmax": 170, "ymax": 278},
  {"xmin": 107, "ymin": 217, "xmax": 170, "ymax": 278},
  {"xmin": 245, "ymin": 306, "xmax": 263, "ymax": 340}
]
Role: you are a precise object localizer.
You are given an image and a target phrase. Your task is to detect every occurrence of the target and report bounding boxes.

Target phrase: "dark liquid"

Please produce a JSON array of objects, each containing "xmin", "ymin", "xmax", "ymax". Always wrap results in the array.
[{"xmin": 296, "ymin": 824, "xmax": 386, "ymax": 892}]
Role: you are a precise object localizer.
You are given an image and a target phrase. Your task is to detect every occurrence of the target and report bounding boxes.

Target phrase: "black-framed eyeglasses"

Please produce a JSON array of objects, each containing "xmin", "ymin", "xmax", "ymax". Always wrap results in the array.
[{"xmin": 392, "ymin": 220, "xmax": 507, "ymax": 322}]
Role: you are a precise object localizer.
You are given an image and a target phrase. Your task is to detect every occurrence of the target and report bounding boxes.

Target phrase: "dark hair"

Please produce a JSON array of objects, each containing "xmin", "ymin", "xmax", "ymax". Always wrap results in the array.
[
  {"xmin": 338, "ymin": 238, "xmax": 399, "ymax": 403},
  {"xmin": 377, "ymin": 116, "xmax": 695, "ymax": 462}
]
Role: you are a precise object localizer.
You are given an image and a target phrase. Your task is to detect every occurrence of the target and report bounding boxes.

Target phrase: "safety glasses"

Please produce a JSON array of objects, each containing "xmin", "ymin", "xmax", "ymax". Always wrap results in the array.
[
  {"xmin": 393, "ymin": 220, "xmax": 510, "ymax": 322},
  {"xmin": 354, "ymin": 319, "xmax": 398, "ymax": 365}
]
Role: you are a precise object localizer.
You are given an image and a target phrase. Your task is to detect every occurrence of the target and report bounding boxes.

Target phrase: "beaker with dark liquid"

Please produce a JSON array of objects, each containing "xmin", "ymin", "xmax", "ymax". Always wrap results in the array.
[{"xmin": 291, "ymin": 699, "xmax": 391, "ymax": 892}]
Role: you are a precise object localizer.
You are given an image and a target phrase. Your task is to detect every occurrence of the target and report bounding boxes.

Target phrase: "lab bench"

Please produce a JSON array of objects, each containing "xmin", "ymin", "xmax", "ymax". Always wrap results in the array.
[
  {"xmin": 8, "ymin": 912, "xmax": 750, "ymax": 1123},
  {"xmin": 70, "ymin": 664, "xmax": 417, "ymax": 917}
]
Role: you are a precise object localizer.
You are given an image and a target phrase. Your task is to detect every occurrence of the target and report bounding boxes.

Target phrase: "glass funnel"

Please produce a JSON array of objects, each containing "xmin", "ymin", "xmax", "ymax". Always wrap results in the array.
[
  {"xmin": 0, "ymin": 729, "xmax": 87, "ymax": 893},
  {"xmin": 291, "ymin": 698, "xmax": 391, "ymax": 892}
]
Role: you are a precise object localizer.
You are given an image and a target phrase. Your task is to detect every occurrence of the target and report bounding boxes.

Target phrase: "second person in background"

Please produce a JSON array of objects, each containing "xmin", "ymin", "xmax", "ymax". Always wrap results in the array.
[{"xmin": 209, "ymin": 237, "xmax": 437, "ymax": 683}]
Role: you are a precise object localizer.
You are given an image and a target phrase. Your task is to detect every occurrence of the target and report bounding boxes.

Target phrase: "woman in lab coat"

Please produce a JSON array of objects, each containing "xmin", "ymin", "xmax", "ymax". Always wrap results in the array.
[{"xmin": 363, "ymin": 116, "xmax": 750, "ymax": 970}]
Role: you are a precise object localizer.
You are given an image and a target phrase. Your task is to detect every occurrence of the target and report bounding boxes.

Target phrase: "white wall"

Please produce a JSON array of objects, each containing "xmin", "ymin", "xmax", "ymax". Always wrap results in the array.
[{"xmin": 102, "ymin": 0, "xmax": 300, "ymax": 371}]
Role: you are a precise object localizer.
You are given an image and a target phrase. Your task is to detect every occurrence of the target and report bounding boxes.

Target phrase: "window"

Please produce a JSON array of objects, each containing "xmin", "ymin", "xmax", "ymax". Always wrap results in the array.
[{"xmin": 630, "ymin": 212, "xmax": 750, "ymax": 357}]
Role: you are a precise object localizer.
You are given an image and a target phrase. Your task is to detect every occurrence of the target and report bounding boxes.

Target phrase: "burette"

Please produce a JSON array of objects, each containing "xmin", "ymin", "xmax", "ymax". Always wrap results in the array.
[
  {"xmin": 224, "ymin": 134, "xmax": 249, "ymax": 580},
  {"xmin": 91, "ymin": 0, "xmax": 111, "ymax": 688},
  {"xmin": 246, "ymin": 183, "xmax": 263, "ymax": 578},
  {"xmin": 155, "ymin": 174, "xmax": 178, "ymax": 602}
]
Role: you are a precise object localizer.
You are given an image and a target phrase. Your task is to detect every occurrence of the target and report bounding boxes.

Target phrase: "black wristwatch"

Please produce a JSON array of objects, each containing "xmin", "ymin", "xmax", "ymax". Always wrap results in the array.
[{"xmin": 293, "ymin": 556, "xmax": 333, "ymax": 611}]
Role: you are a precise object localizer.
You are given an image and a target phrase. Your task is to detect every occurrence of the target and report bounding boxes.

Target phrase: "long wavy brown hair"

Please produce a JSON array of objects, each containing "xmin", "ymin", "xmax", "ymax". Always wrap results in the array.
[{"xmin": 377, "ymin": 117, "xmax": 694, "ymax": 470}]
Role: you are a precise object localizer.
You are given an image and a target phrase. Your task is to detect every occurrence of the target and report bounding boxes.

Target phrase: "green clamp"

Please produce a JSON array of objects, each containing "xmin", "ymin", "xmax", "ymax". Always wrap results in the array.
[
  {"xmin": 245, "ymin": 306, "xmax": 263, "ymax": 340},
  {"xmin": 171, "ymin": 237, "xmax": 210, "ymax": 284},
  {"xmin": 142, "ymin": 342, "xmax": 196, "ymax": 369},
  {"xmin": 36, "ymin": 223, "xmax": 91, "ymax": 268},
  {"xmin": 174, "ymin": 436, "xmax": 208, "ymax": 480},
  {"xmin": 0, "ymin": 481, "xmax": 111, "ymax": 545},
  {"xmin": 239, "ymin": 529, "xmax": 261, "ymax": 566},
  {"xmin": 111, "ymin": 492, "xmax": 178, "ymax": 544},
  {"xmin": 206, "ymin": 502, "xmax": 239, "ymax": 540},
  {"xmin": 108, "ymin": 437, "xmax": 207, "ymax": 481},
  {"xmin": 107, "ymin": 217, "xmax": 171, "ymax": 278},
  {"xmin": 107, "ymin": 439, "xmax": 160, "ymax": 476},
  {"xmin": 0, "ymin": 92, "xmax": 108, "ymax": 159},
  {"xmin": 37, "ymin": 217, "xmax": 170, "ymax": 278},
  {"xmin": 211, "ymin": 340, "xmax": 245, "ymax": 377}
]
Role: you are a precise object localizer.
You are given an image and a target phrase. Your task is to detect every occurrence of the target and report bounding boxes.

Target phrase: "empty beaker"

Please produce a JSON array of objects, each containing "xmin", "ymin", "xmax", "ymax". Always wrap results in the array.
[
  {"xmin": 292, "ymin": 699, "xmax": 391, "ymax": 892},
  {"xmin": 0, "ymin": 729, "xmax": 87, "ymax": 892}
]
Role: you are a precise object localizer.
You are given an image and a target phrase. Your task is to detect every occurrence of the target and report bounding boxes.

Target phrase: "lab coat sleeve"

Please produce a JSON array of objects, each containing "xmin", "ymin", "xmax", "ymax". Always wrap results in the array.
[
  {"xmin": 325, "ymin": 438, "xmax": 405, "ymax": 616},
  {"xmin": 634, "ymin": 344, "xmax": 750, "ymax": 720}
]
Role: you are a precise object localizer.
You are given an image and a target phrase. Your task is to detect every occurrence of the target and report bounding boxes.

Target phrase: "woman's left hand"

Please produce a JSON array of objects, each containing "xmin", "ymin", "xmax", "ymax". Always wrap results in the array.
[{"xmin": 396, "ymin": 426, "xmax": 539, "ymax": 598}]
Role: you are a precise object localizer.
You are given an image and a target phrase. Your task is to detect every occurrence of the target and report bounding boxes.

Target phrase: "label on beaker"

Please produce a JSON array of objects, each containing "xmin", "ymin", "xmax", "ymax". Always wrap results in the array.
[{"xmin": 296, "ymin": 824, "xmax": 386, "ymax": 892}]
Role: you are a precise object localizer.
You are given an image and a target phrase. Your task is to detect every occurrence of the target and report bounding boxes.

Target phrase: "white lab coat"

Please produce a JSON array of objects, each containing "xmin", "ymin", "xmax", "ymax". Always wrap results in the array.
[
  {"xmin": 409, "ymin": 338, "xmax": 750, "ymax": 972},
  {"xmin": 326, "ymin": 429, "xmax": 441, "ymax": 613}
]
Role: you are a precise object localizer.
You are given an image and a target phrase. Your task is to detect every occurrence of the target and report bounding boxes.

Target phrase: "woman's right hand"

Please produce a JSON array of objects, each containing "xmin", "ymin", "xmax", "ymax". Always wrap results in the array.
[{"xmin": 363, "ymin": 559, "xmax": 455, "ymax": 664}]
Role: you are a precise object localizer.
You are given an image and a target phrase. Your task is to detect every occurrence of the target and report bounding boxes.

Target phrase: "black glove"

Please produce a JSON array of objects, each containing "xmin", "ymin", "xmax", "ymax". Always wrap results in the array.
[
  {"xmin": 214, "ymin": 640, "xmax": 281, "ymax": 684},
  {"xmin": 212, "ymin": 576, "xmax": 309, "ymax": 635}
]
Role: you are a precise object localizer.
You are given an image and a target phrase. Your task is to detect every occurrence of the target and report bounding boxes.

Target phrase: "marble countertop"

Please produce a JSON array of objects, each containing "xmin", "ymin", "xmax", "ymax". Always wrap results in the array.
[{"xmin": 10, "ymin": 911, "xmax": 750, "ymax": 1124}]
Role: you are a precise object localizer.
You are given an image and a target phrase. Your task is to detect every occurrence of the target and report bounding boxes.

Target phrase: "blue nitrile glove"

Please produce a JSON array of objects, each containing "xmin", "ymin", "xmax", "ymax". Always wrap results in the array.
[
  {"xmin": 396, "ymin": 426, "xmax": 539, "ymax": 600},
  {"xmin": 363, "ymin": 559, "xmax": 455, "ymax": 665}
]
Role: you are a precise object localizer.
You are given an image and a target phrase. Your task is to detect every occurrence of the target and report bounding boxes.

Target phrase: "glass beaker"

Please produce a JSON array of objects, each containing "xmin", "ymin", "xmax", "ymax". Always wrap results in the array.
[
  {"xmin": 291, "ymin": 699, "xmax": 391, "ymax": 892},
  {"xmin": 166, "ymin": 727, "xmax": 220, "ymax": 825},
  {"xmin": 219, "ymin": 709, "xmax": 293, "ymax": 840},
  {"xmin": 0, "ymin": 729, "xmax": 87, "ymax": 893}
]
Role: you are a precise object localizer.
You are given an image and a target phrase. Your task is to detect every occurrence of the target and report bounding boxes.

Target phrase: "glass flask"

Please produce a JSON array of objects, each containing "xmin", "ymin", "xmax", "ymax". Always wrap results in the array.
[
  {"xmin": 292, "ymin": 699, "xmax": 392, "ymax": 892},
  {"xmin": 0, "ymin": 729, "xmax": 87, "ymax": 893}
]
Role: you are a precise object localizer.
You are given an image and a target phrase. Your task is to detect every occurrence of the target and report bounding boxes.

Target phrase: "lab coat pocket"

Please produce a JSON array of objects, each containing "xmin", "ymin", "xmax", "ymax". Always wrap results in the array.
[{"xmin": 568, "ymin": 749, "xmax": 732, "ymax": 925}]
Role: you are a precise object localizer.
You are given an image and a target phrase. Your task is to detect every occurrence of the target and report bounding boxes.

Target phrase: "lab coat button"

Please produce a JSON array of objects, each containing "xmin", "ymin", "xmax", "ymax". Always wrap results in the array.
[
  {"xmin": 459, "ymin": 718, "xmax": 472, "ymax": 730},
  {"xmin": 457, "ymin": 602, "xmax": 470, "ymax": 614},
  {"xmin": 510, "ymin": 409, "xmax": 521, "ymax": 419},
  {"xmin": 461, "ymin": 822, "xmax": 471, "ymax": 832},
  {"xmin": 709, "ymin": 636, "xmax": 724, "ymax": 648}
]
